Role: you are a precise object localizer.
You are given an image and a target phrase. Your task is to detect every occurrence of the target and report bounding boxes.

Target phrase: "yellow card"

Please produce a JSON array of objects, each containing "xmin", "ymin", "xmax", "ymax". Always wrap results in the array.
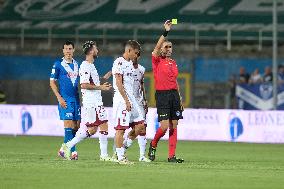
[{"xmin": 171, "ymin": 19, "xmax": 178, "ymax": 25}]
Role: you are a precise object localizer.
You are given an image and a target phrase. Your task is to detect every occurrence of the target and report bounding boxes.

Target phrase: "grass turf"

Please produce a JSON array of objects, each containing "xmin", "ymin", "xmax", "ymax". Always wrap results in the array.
[{"xmin": 0, "ymin": 135, "xmax": 283, "ymax": 189}]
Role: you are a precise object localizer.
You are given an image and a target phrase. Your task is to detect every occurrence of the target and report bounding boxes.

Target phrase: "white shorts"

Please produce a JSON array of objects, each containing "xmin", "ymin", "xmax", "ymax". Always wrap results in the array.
[
  {"xmin": 82, "ymin": 105, "xmax": 108, "ymax": 127},
  {"xmin": 113, "ymin": 96, "xmax": 144, "ymax": 130}
]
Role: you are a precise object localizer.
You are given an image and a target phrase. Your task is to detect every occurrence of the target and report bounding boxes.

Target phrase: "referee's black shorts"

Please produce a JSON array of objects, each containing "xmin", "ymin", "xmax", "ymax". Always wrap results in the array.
[{"xmin": 155, "ymin": 89, "xmax": 183, "ymax": 122}]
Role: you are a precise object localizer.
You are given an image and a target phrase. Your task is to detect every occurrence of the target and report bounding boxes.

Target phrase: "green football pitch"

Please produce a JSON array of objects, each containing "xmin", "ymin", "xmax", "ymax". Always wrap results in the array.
[{"xmin": 0, "ymin": 135, "xmax": 283, "ymax": 189}]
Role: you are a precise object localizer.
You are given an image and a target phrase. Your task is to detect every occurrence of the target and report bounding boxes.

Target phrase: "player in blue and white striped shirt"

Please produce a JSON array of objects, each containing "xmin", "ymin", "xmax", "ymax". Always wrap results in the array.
[{"xmin": 50, "ymin": 41, "xmax": 81, "ymax": 160}]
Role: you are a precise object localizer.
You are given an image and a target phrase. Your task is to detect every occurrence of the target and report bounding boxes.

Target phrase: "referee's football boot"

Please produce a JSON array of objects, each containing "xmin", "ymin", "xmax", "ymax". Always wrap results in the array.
[
  {"xmin": 168, "ymin": 155, "xmax": 184, "ymax": 163},
  {"xmin": 148, "ymin": 141, "xmax": 156, "ymax": 161}
]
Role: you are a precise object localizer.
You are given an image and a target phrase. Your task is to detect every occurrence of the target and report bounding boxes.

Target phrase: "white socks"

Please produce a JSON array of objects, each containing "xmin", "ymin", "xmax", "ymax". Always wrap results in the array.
[
  {"xmin": 99, "ymin": 133, "xmax": 108, "ymax": 158},
  {"xmin": 123, "ymin": 138, "xmax": 133, "ymax": 149},
  {"xmin": 138, "ymin": 135, "xmax": 147, "ymax": 158},
  {"xmin": 122, "ymin": 136, "xmax": 147, "ymax": 158},
  {"xmin": 116, "ymin": 147, "xmax": 125, "ymax": 161},
  {"xmin": 66, "ymin": 130, "xmax": 109, "ymax": 158},
  {"xmin": 113, "ymin": 141, "xmax": 117, "ymax": 155},
  {"xmin": 66, "ymin": 129, "xmax": 88, "ymax": 149}
]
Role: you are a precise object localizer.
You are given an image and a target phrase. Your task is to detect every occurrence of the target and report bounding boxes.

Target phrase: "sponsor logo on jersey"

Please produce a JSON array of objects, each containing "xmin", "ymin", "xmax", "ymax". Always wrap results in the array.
[{"xmin": 67, "ymin": 72, "xmax": 78, "ymax": 79}]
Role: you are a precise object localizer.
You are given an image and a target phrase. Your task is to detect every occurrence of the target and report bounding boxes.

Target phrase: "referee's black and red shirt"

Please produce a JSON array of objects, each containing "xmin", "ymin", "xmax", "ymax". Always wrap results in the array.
[{"xmin": 152, "ymin": 55, "xmax": 178, "ymax": 90}]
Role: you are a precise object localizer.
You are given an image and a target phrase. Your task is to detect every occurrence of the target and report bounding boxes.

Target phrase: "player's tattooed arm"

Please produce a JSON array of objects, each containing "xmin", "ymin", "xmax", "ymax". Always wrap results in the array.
[{"xmin": 115, "ymin": 73, "xmax": 131, "ymax": 111}]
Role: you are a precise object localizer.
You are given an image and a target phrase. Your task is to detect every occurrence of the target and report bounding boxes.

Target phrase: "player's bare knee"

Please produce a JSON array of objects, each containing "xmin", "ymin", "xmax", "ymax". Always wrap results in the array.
[
  {"xmin": 141, "ymin": 124, "xmax": 146, "ymax": 134},
  {"xmin": 73, "ymin": 126, "xmax": 79, "ymax": 131},
  {"xmin": 138, "ymin": 127, "xmax": 146, "ymax": 136},
  {"xmin": 128, "ymin": 130, "xmax": 136, "ymax": 139},
  {"xmin": 72, "ymin": 121, "xmax": 80, "ymax": 130},
  {"xmin": 99, "ymin": 122, "xmax": 108, "ymax": 131},
  {"xmin": 171, "ymin": 120, "xmax": 178, "ymax": 128},
  {"xmin": 85, "ymin": 122, "xmax": 98, "ymax": 135},
  {"xmin": 133, "ymin": 125, "xmax": 143, "ymax": 136},
  {"xmin": 128, "ymin": 129, "xmax": 135, "ymax": 136},
  {"xmin": 160, "ymin": 121, "xmax": 169, "ymax": 131},
  {"xmin": 63, "ymin": 120, "xmax": 75, "ymax": 128},
  {"xmin": 116, "ymin": 130, "xmax": 125, "ymax": 137},
  {"xmin": 139, "ymin": 127, "xmax": 146, "ymax": 136},
  {"xmin": 129, "ymin": 129, "xmax": 137, "ymax": 140},
  {"xmin": 88, "ymin": 127, "xmax": 97, "ymax": 135},
  {"xmin": 75, "ymin": 121, "xmax": 80, "ymax": 130}
]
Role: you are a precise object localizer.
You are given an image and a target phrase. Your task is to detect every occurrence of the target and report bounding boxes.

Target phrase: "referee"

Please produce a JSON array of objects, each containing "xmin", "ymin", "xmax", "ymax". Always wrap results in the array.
[{"xmin": 148, "ymin": 20, "xmax": 184, "ymax": 163}]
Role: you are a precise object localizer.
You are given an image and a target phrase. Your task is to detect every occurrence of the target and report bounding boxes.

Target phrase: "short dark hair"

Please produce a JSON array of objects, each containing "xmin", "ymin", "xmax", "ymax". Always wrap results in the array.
[
  {"xmin": 82, "ymin": 40, "xmax": 96, "ymax": 55},
  {"xmin": 62, "ymin": 40, "xmax": 74, "ymax": 49},
  {"xmin": 162, "ymin": 39, "xmax": 172, "ymax": 45},
  {"xmin": 125, "ymin": 40, "xmax": 141, "ymax": 51}
]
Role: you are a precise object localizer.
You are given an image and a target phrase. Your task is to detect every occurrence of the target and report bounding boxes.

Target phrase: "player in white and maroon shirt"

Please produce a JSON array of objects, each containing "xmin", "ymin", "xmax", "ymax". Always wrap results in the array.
[
  {"xmin": 61, "ymin": 41, "xmax": 115, "ymax": 162},
  {"xmin": 112, "ymin": 40, "xmax": 146, "ymax": 164},
  {"xmin": 122, "ymin": 52, "xmax": 151, "ymax": 162}
]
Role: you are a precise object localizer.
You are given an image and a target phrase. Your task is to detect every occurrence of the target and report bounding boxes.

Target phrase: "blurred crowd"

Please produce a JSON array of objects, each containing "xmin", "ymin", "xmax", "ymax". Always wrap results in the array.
[
  {"xmin": 237, "ymin": 65, "xmax": 284, "ymax": 85},
  {"xmin": 0, "ymin": 81, "xmax": 6, "ymax": 104},
  {"xmin": 228, "ymin": 65, "xmax": 284, "ymax": 109},
  {"xmin": 229, "ymin": 65, "xmax": 284, "ymax": 90}
]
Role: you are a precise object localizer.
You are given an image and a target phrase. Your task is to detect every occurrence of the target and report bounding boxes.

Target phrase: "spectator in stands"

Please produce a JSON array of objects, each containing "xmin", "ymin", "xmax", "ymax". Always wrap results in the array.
[
  {"xmin": 278, "ymin": 65, "xmax": 284, "ymax": 85},
  {"xmin": 0, "ymin": 81, "xmax": 6, "ymax": 104},
  {"xmin": 249, "ymin": 68, "xmax": 262, "ymax": 84},
  {"xmin": 263, "ymin": 66, "xmax": 273, "ymax": 83},
  {"xmin": 237, "ymin": 67, "xmax": 250, "ymax": 84},
  {"xmin": 228, "ymin": 74, "xmax": 237, "ymax": 108}
]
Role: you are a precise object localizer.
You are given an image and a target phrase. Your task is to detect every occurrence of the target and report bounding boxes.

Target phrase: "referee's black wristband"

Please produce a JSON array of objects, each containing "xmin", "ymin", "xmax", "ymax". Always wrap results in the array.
[{"xmin": 162, "ymin": 30, "xmax": 169, "ymax": 37}]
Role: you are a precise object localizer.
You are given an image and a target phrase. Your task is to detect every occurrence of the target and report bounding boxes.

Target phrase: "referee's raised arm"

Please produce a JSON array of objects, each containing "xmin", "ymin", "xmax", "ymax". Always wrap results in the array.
[{"xmin": 152, "ymin": 20, "xmax": 172, "ymax": 57}]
